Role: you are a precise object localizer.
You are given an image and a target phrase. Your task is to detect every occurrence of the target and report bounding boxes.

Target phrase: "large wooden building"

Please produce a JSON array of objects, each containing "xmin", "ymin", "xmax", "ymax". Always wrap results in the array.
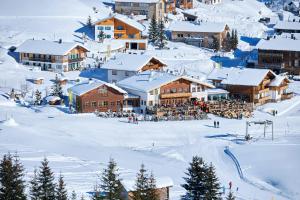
[
  {"xmin": 16, "ymin": 39, "xmax": 89, "ymax": 72},
  {"xmin": 94, "ymin": 14, "xmax": 147, "ymax": 50},
  {"xmin": 117, "ymin": 71, "xmax": 215, "ymax": 113},
  {"xmin": 168, "ymin": 21, "xmax": 229, "ymax": 49},
  {"xmin": 115, "ymin": 0, "xmax": 165, "ymax": 20},
  {"xmin": 102, "ymin": 53, "xmax": 166, "ymax": 83},
  {"xmin": 208, "ymin": 67, "xmax": 292, "ymax": 105},
  {"xmin": 256, "ymin": 37, "xmax": 300, "ymax": 75},
  {"xmin": 68, "ymin": 80, "xmax": 127, "ymax": 113}
]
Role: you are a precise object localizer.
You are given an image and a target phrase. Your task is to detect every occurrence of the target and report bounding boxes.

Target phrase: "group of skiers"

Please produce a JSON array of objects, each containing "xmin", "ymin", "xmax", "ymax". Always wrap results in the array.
[
  {"xmin": 214, "ymin": 120, "xmax": 220, "ymax": 128},
  {"xmin": 128, "ymin": 114, "xmax": 139, "ymax": 124}
]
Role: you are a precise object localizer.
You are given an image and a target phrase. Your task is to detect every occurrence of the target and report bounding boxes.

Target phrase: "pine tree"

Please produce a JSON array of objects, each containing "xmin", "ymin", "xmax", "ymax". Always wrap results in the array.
[
  {"xmin": 70, "ymin": 191, "xmax": 77, "ymax": 200},
  {"xmin": 157, "ymin": 19, "xmax": 167, "ymax": 49},
  {"xmin": 30, "ymin": 169, "xmax": 39, "ymax": 200},
  {"xmin": 132, "ymin": 164, "xmax": 149, "ymax": 200},
  {"xmin": 0, "ymin": 153, "xmax": 27, "ymax": 200},
  {"xmin": 148, "ymin": 16, "xmax": 158, "ymax": 43},
  {"xmin": 87, "ymin": 15, "xmax": 92, "ymax": 27},
  {"xmin": 100, "ymin": 158, "xmax": 124, "ymax": 200},
  {"xmin": 37, "ymin": 158, "xmax": 56, "ymax": 200},
  {"xmin": 212, "ymin": 36, "xmax": 220, "ymax": 52},
  {"xmin": 146, "ymin": 172, "xmax": 159, "ymax": 200},
  {"xmin": 51, "ymin": 75, "xmax": 63, "ymax": 98},
  {"xmin": 223, "ymin": 32, "xmax": 231, "ymax": 52},
  {"xmin": 181, "ymin": 156, "xmax": 208, "ymax": 200},
  {"xmin": 56, "ymin": 174, "xmax": 68, "ymax": 200},
  {"xmin": 80, "ymin": 194, "xmax": 85, "ymax": 200},
  {"xmin": 233, "ymin": 29, "xmax": 238, "ymax": 50},
  {"xmin": 204, "ymin": 163, "xmax": 221, "ymax": 200},
  {"xmin": 226, "ymin": 190, "xmax": 235, "ymax": 200},
  {"xmin": 35, "ymin": 90, "xmax": 42, "ymax": 105}
]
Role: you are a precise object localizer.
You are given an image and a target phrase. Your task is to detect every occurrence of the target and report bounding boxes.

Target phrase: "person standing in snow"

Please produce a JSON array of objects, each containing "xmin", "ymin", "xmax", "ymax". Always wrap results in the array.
[
  {"xmin": 214, "ymin": 121, "xmax": 216, "ymax": 128},
  {"xmin": 217, "ymin": 121, "xmax": 220, "ymax": 128},
  {"xmin": 229, "ymin": 181, "xmax": 232, "ymax": 190}
]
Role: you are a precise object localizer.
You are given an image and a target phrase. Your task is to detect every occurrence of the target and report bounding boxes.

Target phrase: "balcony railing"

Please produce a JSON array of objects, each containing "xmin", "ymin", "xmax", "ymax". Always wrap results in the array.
[
  {"xmin": 282, "ymin": 92, "xmax": 293, "ymax": 100},
  {"xmin": 254, "ymin": 96, "xmax": 271, "ymax": 104},
  {"xmin": 160, "ymin": 92, "xmax": 191, "ymax": 99}
]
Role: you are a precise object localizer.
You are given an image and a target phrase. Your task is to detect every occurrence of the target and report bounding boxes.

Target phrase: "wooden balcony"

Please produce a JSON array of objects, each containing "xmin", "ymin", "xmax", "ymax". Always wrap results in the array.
[
  {"xmin": 254, "ymin": 96, "xmax": 271, "ymax": 104},
  {"xmin": 281, "ymin": 92, "xmax": 293, "ymax": 100},
  {"xmin": 114, "ymin": 29, "xmax": 126, "ymax": 34},
  {"xmin": 258, "ymin": 88, "xmax": 269, "ymax": 94},
  {"xmin": 160, "ymin": 92, "xmax": 191, "ymax": 99}
]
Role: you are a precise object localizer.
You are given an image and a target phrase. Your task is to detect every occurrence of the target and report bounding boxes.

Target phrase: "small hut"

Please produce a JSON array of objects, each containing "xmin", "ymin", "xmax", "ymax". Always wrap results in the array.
[{"xmin": 45, "ymin": 96, "xmax": 61, "ymax": 105}]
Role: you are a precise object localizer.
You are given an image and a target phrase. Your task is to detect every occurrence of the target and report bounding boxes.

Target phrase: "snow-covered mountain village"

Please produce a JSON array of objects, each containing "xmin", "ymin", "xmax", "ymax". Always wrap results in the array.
[{"xmin": 0, "ymin": 0, "xmax": 300, "ymax": 199}]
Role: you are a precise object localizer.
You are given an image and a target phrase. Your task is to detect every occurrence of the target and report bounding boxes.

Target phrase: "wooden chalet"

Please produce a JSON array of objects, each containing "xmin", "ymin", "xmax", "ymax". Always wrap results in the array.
[
  {"xmin": 16, "ymin": 39, "xmax": 89, "ymax": 72},
  {"xmin": 207, "ymin": 67, "xmax": 291, "ymax": 105},
  {"xmin": 256, "ymin": 37, "xmax": 300, "ymax": 75},
  {"xmin": 102, "ymin": 53, "xmax": 166, "ymax": 83},
  {"xmin": 68, "ymin": 80, "xmax": 127, "ymax": 113},
  {"xmin": 94, "ymin": 14, "xmax": 147, "ymax": 50}
]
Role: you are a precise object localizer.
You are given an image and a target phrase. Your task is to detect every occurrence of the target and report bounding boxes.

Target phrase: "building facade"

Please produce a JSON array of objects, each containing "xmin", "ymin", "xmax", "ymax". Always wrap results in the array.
[
  {"xmin": 115, "ymin": 0, "xmax": 165, "ymax": 20},
  {"xmin": 168, "ymin": 21, "xmax": 229, "ymax": 49},
  {"xmin": 16, "ymin": 39, "xmax": 88, "ymax": 72},
  {"xmin": 94, "ymin": 14, "xmax": 147, "ymax": 50}
]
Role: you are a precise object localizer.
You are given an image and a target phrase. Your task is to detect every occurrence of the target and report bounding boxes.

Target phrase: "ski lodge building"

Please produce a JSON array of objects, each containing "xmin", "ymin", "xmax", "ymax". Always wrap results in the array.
[
  {"xmin": 208, "ymin": 68, "xmax": 292, "ymax": 105},
  {"xmin": 94, "ymin": 14, "xmax": 147, "ymax": 50},
  {"xmin": 168, "ymin": 21, "xmax": 229, "ymax": 49},
  {"xmin": 256, "ymin": 36, "xmax": 300, "ymax": 75},
  {"xmin": 117, "ymin": 71, "xmax": 215, "ymax": 113},
  {"xmin": 102, "ymin": 53, "xmax": 167, "ymax": 83},
  {"xmin": 16, "ymin": 39, "xmax": 89, "ymax": 72}
]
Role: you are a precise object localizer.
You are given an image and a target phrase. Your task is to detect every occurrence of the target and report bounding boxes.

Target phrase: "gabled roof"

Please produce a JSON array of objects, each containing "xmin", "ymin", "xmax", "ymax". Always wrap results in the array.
[
  {"xmin": 168, "ymin": 21, "xmax": 227, "ymax": 33},
  {"xmin": 207, "ymin": 67, "xmax": 276, "ymax": 86},
  {"xmin": 122, "ymin": 177, "xmax": 173, "ymax": 192},
  {"xmin": 274, "ymin": 21, "xmax": 300, "ymax": 31},
  {"xmin": 269, "ymin": 75, "xmax": 290, "ymax": 87},
  {"xmin": 117, "ymin": 71, "xmax": 214, "ymax": 92},
  {"xmin": 68, "ymin": 80, "xmax": 127, "ymax": 96},
  {"xmin": 94, "ymin": 14, "xmax": 145, "ymax": 32},
  {"xmin": 16, "ymin": 39, "xmax": 89, "ymax": 55},
  {"xmin": 102, "ymin": 53, "xmax": 166, "ymax": 71},
  {"xmin": 256, "ymin": 37, "xmax": 300, "ymax": 52}
]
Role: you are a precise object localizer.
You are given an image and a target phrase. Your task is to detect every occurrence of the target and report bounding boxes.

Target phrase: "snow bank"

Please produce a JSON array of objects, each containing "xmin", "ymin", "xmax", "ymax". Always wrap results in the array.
[{"xmin": 2, "ymin": 118, "xmax": 19, "ymax": 127}]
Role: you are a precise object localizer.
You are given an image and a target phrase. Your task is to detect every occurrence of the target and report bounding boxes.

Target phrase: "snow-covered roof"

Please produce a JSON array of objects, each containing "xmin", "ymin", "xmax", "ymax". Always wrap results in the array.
[
  {"xmin": 115, "ymin": 0, "xmax": 160, "ymax": 3},
  {"xmin": 168, "ymin": 21, "xmax": 227, "ymax": 33},
  {"xmin": 274, "ymin": 21, "xmax": 300, "ymax": 31},
  {"xmin": 117, "ymin": 71, "xmax": 214, "ymax": 92},
  {"xmin": 94, "ymin": 14, "xmax": 145, "ymax": 32},
  {"xmin": 256, "ymin": 37, "xmax": 300, "ymax": 52},
  {"xmin": 102, "ymin": 53, "xmax": 166, "ymax": 71},
  {"xmin": 16, "ymin": 39, "xmax": 89, "ymax": 55},
  {"xmin": 45, "ymin": 96, "xmax": 61, "ymax": 102},
  {"xmin": 122, "ymin": 177, "xmax": 173, "ymax": 192},
  {"xmin": 68, "ymin": 80, "xmax": 127, "ymax": 96},
  {"xmin": 269, "ymin": 75, "xmax": 290, "ymax": 87},
  {"xmin": 207, "ymin": 67, "xmax": 276, "ymax": 86}
]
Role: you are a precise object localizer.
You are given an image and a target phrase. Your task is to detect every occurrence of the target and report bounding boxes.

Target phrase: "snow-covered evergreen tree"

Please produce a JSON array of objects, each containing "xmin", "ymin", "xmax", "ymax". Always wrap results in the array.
[
  {"xmin": 30, "ymin": 169, "xmax": 39, "ymax": 200},
  {"xmin": 226, "ymin": 190, "xmax": 235, "ymax": 200},
  {"xmin": 181, "ymin": 156, "xmax": 208, "ymax": 200},
  {"xmin": 98, "ymin": 31, "xmax": 105, "ymax": 42},
  {"xmin": 233, "ymin": 29, "xmax": 238, "ymax": 50},
  {"xmin": 132, "ymin": 164, "xmax": 149, "ymax": 200},
  {"xmin": 204, "ymin": 163, "xmax": 221, "ymax": 200},
  {"xmin": 157, "ymin": 19, "xmax": 167, "ymax": 49},
  {"xmin": 100, "ymin": 158, "xmax": 124, "ymax": 200},
  {"xmin": 51, "ymin": 75, "xmax": 63, "ymax": 98},
  {"xmin": 148, "ymin": 16, "xmax": 158, "ymax": 44},
  {"xmin": 56, "ymin": 174, "xmax": 68, "ymax": 200},
  {"xmin": 87, "ymin": 15, "xmax": 92, "ymax": 27},
  {"xmin": 223, "ymin": 32, "xmax": 232, "ymax": 52},
  {"xmin": 70, "ymin": 191, "xmax": 77, "ymax": 200},
  {"xmin": 34, "ymin": 90, "xmax": 42, "ymax": 105},
  {"xmin": 212, "ymin": 36, "xmax": 220, "ymax": 52},
  {"xmin": 37, "ymin": 158, "xmax": 56, "ymax": 200},
  {"xmin": 146, "ymin": 172, "xmax": 159, "ymax": 200},
  {"xmin": 0, "ymin": 153, "xmax": 27, "ymax": 200}
]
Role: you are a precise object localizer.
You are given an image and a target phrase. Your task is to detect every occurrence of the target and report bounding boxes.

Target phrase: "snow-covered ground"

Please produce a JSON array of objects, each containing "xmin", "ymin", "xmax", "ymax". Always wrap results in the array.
[{"xmin": 0, "ymin": 0, "xmax": 300, "ymax": 199}]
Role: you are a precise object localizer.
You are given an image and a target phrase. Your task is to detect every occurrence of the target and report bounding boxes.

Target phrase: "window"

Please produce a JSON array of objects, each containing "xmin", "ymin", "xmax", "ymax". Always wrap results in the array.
[
  {"xmin": 171, "ymin": 88, "xmax": 177, "ymax": 93},
  {"xmin": 105, "ymin": 26, "xmax": 111, "ymax": 30},
  {"xmin": 197, "ymin": 86, "xmax": 202, "ymax": 92},
  {"xmin": 111, "ymin": 102, "xmax": 115, "ymax": 106},
  {"xmin": 98, "ymin": 26, "xmax": 104, "ymax": 30},
  {"xmin": 116, "ymin": 34, "xmax": 123, "ymax": 38},
  {"xmin": 112, "ymin": 70, "xmax": 117, "ymax": 75},
  {"xmin": 154, "ymin": 89, "xmax": 158, "ymax": 95},
  {"xmin": 178, "ymin": 88, "xmax": 183, "ymax": 92},
  {"xmin": 177, "ymin": 34, "xmax": 184, "ymax": 38},
  {"xmin": 117, "ymin": 26, "xmax": 124, "ymax": 30},
  {"xmin": 104, "ymin": 101, "xmax": 108, "ymax": 106},
  {"xmin": 149, "ymin": 90, "xmax": 154, "ymax": 95},
  {"xmin": 161, "ymin": 89, "xmax": 165, "ymax": 94},
  {"xmin": 85, "ymin": 102, "xmax": 90, "ymax": 107},
  {"xmin": 98, "ymin": 87, "xmax": 108, "ymax": 96},
  {"xmin": 128, "ymin": 34, "xmax": 135, "ymax": 39},
  {"xmin": 192, "ymin": 87, "xmax": 196, "ymax": 92},
  {"xmin": 91, "ymin": 101, "xmax": 97, "ymax": 107},
  {"xmin": 117, "ymin": 101, "xmax": 121, "ymax": 105},
  {"xmin": 149, "ymin": 101, "xmax": 153, "ymax": 106}
]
